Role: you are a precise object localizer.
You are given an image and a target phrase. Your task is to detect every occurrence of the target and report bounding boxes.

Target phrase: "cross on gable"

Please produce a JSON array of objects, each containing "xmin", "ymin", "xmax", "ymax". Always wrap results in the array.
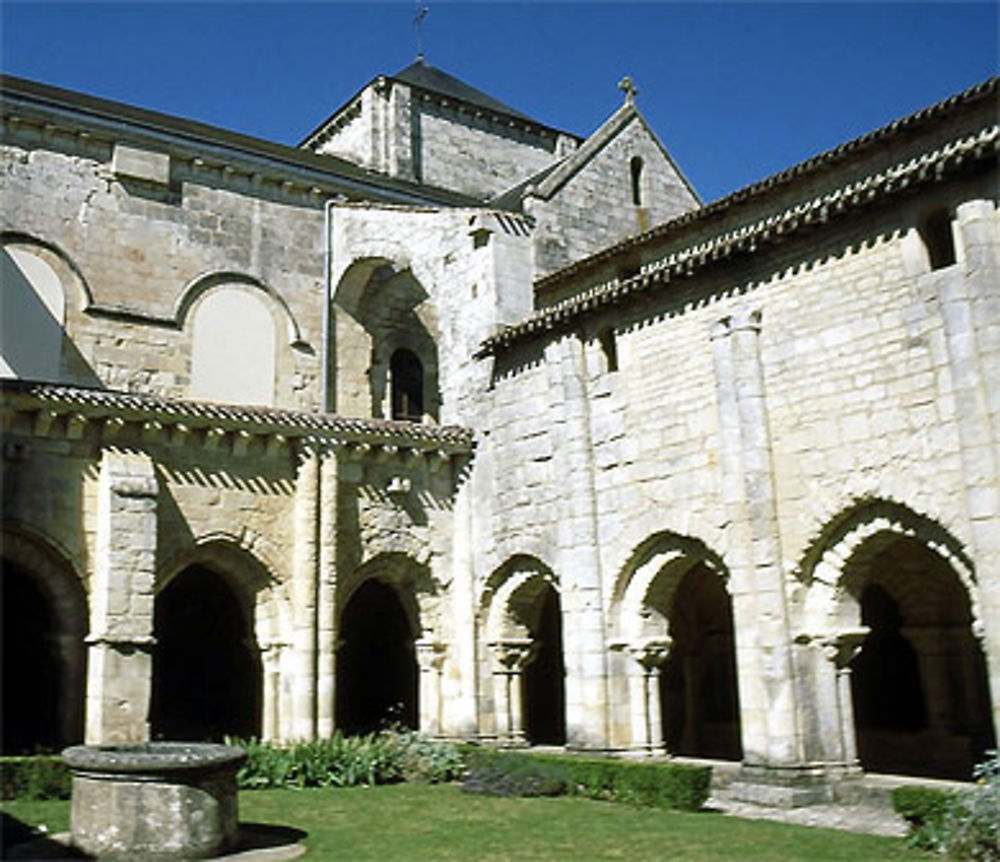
[{"xmin": 618, "ymin": 76, "xmax": 638, "ymax": 105}]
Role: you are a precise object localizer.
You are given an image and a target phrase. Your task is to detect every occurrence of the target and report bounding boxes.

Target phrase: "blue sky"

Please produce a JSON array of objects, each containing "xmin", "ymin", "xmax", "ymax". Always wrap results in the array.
[{"xmin": 2, "ymin": 2, "xmax": 997, "ymax": 202}]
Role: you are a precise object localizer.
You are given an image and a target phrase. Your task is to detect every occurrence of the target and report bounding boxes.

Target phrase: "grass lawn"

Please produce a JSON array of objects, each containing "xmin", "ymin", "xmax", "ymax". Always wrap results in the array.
[{"xmin": 1, "ymin": 783, "xmax": 924, "ymax": 861}]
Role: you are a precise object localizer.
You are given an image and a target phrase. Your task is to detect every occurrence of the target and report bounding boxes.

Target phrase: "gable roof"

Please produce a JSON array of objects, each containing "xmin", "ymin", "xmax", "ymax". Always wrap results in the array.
[{"xmin": 489, "ymin": 100, "xmax": 700, "ymax": 210}]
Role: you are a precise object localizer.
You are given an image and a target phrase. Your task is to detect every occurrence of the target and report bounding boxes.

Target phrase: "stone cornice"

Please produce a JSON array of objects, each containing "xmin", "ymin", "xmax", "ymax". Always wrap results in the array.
[
  {"xmin": 477, "ymin": 121, "xmax": 999, "ymax": 358},
  {"xmin": 0, "ymin": 380, "xmax": 475, "ymax": 455}
]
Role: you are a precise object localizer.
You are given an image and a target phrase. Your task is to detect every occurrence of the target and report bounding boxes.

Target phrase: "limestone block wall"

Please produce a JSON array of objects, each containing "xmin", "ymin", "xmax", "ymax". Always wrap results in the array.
[
  {"xmin": 529, "ymin": 115, "xmax": 699, "ymax": 284},
  {"xmin": 414, "ymin": 98, "xmax": 562, "ymax": 200},
  {"xmin": 1, "ymin": 135, "xmax": 326, "ymax": 410},
  {"xmin": 477, "ymin": 179, "xmax": 999, "ymax": 757}
]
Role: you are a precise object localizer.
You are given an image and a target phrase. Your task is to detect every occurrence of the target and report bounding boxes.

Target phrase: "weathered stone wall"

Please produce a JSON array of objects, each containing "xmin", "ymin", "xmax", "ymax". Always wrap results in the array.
[
  {"xmin": 529, "ymin": 114, "xmax": 699, "ymax": 284},
  {"xmin": 477, "ymin": 178, "xmax": 1000, "ymax": 755},
  {"xmin": 1, "ymin": 136, "xmax": 326, "ymax": 410}
]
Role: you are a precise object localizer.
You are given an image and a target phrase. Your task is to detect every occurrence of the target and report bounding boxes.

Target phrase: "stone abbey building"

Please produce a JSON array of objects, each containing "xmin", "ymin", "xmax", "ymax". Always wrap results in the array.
[{"xmin": 2, "ymin": 61, "xmax": 998, "ymax": 799}]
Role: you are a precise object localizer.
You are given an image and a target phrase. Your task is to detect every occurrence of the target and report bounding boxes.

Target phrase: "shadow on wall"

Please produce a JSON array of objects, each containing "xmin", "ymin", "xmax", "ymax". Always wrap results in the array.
[{"xmin": 1, "ymin": 246, "xmax": 100, "ymax": 387}]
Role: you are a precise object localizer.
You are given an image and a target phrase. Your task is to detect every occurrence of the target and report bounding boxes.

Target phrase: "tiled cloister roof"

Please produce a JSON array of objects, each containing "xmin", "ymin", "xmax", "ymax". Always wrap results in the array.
[
  {"xmin": 477, "ymin": 110, "xmax": 999, "ymax": 358},
  {"xmin": 0, "ymin": 379, "xmax": 475, "ymax": 451}
]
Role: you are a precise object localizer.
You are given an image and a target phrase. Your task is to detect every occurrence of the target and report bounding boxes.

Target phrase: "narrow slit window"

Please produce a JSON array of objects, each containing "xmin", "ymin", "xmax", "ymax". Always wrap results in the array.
[
  {"xmin": 390, "ymin": 348, "xmax": 424, "ymax": 421},
  {"xmin": 918, "ymin": 209, "xmax": 956, "ymax": 271},
  {"xmin": 630, "ymin": 156, "xmax": 644, "ymax": 206},
  {"xmin": 599, "ymin": 328, "xmax": 619, "ymax": 373}
]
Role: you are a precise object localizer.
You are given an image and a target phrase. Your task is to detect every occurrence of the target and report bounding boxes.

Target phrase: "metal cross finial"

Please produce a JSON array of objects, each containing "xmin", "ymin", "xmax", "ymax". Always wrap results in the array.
[
  {"xmin": 618, "ymin": 76, "xmax": 638, "ymax": 105},
  {"xmin": 413, "ymin": 3, "xmax": 430, "ymax": 62}
]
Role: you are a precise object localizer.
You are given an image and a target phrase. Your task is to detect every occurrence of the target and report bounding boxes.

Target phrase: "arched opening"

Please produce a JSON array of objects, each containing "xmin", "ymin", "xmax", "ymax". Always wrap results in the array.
[
  {"xmin": 336, "ymin": 579, "xmax": 418, "ymax": 735},
  {"xmin": 1, "ymin": 538, "xmax": 86, "ymax": 755},
  {"xmin": 918, "ymin": 208, "xmax": 956, "ymax": 271},
  {"xmin": 522, "ymin": 584, "xmax": 566, "ymax": 745},
  {"xmin": 390, "ymin": 348, "xmax": 424, "ymax": 422},
  {"xmin": 151, "ymin": 565, "xmax": 261, "ymax": 741},
  {"xmin": 847, "ymin": 536, "xmax": 994, "ymax": 779},
  {"xmin": 331, "ymin": 259, "xmax": 440, "ymax": 422},
  {"xmin": 659, "ymin": 563, "xmax": 741, "ymax": 760},
  {"xmin": 630, "ymin": 156, "xmax": 644, "ymax": 206},
  {"xmin": 2, "ymin": 561, "xmax": 63, "ymax": 753}
]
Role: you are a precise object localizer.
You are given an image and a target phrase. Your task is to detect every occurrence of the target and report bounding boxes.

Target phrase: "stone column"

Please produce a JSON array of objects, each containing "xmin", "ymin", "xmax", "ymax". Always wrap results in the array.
[
  {"xmin": 819, "ymin": 629, "xmax": 867, "ymax": 777},
  {"xmin": 712, "ymin": 308, "xmax": 817, "ymax": 802},
  {"xmin": 260, "ymin": 641, "xmax": 286, "ymax": 742},
  {"xmin": 627, "ymin": 639, "xmax": 671, "ymax": 755},
  {"xmin": 316, "ymin": 444, "xmax": 339, "ymax": 739},
  {"xmin": 416, "ymin": 639, "xmax": 447, "ymax": 737},
  {"xmin": 85, "ymin": 448, "xmax": 157, "ymax": 745},
  {"xmin": 944, "ymin": 199, "xmax": 1000, "ymax": 740},
  {"xmin": 489, "ymin": 639, "xmax": 537, "ymax": 745},
  {"xmin": 291, "ymin": 440, "xmax": 320, "ymax": 740},
  {"xmin": 544, "ymin": 335, "xmax": 609, "ymax": 749}
]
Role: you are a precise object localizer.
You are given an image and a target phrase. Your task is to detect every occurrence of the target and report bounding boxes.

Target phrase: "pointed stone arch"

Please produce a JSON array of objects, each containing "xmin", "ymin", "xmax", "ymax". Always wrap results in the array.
[
  {"xmin": 336, "ymin": 552, "xmax": 434, "ymax": 735},
  {"xmin": 609, "ymin": 532, "xmax": 738, "ymax": 758},
  {"xmin": 152, "ymin": 538, "xmax": 273, "ymax": 741},
  {"xmin": 1, "ymin": 526, "xmax": 87, "ymax": 752},
  {"xmin": 798, "ymin": 499, "xmax": 994, "ymax": 779},
  {"xmin": 480, "ymin": 555, "xmax": 565, "ymax": 745}
]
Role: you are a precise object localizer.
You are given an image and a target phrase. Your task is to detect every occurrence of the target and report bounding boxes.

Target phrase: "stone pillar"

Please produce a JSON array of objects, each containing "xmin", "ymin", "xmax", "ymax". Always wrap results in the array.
[
  {"xmin": 316, "ymin": 445, "xmax": 339, "ymax": 739},
  {"xmin": 291, "ymin": 440, "xmax": 320, "ymax": 740},
  {"xmin": 260, "ymin": 641, "xmax": 286, "ymax": 742},
  {"xmin": 627, "ymin": 639, "xmax": 671, "ymax": 755},
  {"xmin": 545, "ymin": 335, "xmax": 609, "ymax": 749},
  {"xmin": 944, "ymin": 199, "xmax": 1000, "ymax": 741},
  {"xmin": 449, "ymin": 454, "xmax": 480, "ymax": 738},
  {"xmin": 416, "ymin": 639, "xmax": 447, "ymax": 737},
  {"xmin": 489, "ymin": 639, "xmax": 537, "ymax": 745},
  {"xmin": 819, "ymin": 629, "xmax": 867, "ymax": 777},
  {"xmin": 712, "ymin": 309, "xmax": 819, "ymax": 803},
  {"xmin": 85, "ymin": 448, "xmax": 157, "ymax": 745}
]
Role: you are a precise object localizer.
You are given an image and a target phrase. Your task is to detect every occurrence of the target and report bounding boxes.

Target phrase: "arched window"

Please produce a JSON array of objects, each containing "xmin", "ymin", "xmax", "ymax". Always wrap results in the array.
[
  {"xmin": 189, "ymin": 287, "xmax": 276, "ymax": 406},
  {"xmin": 630, "ymin": 156, "xmax": 644, "ymax": 206},
  {"xmin": 1, "ymin": 245, "xmax": 66, "ymax": 382},
  {"xmin": 918, "ymin": 208, "xmax": 956, "ymax": 271},
  {"xmin": 390, "ymin": 348, "xmax": 424, "ymax": 422}
]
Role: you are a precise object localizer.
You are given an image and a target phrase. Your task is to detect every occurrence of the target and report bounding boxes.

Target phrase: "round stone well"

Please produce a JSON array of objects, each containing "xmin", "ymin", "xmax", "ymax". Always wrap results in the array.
[{"xmin": 62, "ymin": 742, "xmax": 246, "ymax": 860}]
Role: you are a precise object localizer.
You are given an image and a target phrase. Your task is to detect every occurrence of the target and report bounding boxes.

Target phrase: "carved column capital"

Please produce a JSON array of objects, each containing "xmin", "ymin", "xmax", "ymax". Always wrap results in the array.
[
  {"xmin": 415, "ymin": 639, "xmax": 447, "ymax": 673},
  {"xmin": 489, "ymin": 638, "xmax": 538, "ymax": 673},
  {"xmin": 628, "ymin": 637, "xmax": 672, "ymax": 671}
]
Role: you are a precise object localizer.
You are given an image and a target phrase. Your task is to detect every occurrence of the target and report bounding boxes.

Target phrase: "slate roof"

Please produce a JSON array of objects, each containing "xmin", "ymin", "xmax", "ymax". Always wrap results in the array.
[
  {"xmin": 394, "ymin": 60, "xmax": 533, "ymax": 123},
  {"xmin": 300, "ymin": 60, "xmax": 576, "ymax": 151}
]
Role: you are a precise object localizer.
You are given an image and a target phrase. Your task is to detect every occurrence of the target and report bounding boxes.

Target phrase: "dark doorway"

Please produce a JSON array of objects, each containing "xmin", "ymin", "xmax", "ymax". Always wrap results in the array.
[
  {"xmin": 1, "ymin": 561, "xmax": 63, "ymax": 753},
  {"xmin": 151, "ymin": 565, "xmax": 261, "ymax": 741},
  {"xmin": 849, "ymin": 538, "xmax": 994, "ymax": 779},
  {"xmin": 523, "ymin": 585, "xmax": 566, "ymax": 745},
  {"xmin": 660, "ymin": 564, "xmax": 742, "ymax": 760},
  {"xmin": 336, "ymin": 579, "xmax": 417, "ymax": 735}
]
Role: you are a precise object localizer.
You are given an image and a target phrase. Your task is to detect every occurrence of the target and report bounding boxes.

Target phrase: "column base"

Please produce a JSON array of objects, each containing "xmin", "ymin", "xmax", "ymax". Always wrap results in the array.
[{"xmin": 728, "ymin": 763, "xmax": 833, "ymax": 808}]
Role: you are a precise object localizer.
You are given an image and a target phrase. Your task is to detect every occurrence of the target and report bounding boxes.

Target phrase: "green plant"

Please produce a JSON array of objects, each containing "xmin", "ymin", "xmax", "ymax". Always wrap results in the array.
[
  {"xmin": 462, "ymin": 748, "xmax": 569, "ymax": 797},
  {"xmin": 0, "ymin": 757, "xmax": 71, "ymax": 801},
  {"xmin": 941, "ymin": 750, "xmax": 1000, "ymax": 860},
  {"xmin": 228, "ymin": 731, "xmax": 463, "ymax": 791},
  {"xmin": 461, "ymin": 749, "xmax": 711, "ymax": 811},
  {"xmin": 892, "ymin": 785, "xmax": 959, "ymax": 851}
]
